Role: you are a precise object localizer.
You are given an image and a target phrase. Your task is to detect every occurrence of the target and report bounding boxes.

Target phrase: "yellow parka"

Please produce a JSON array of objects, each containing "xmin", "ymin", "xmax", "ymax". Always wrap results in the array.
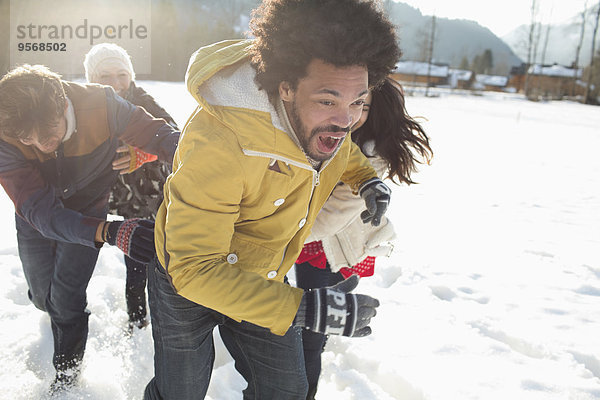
[{"xmin": 155, "ymin": 39, "xmax": 378, "ymax": 335}]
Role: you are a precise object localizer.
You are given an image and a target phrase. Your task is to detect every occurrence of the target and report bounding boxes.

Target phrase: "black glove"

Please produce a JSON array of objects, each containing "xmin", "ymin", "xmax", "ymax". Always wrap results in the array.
[
  {"xmin": 359, "ymin": 177, "xmax": 391, "ymax": 227},
  {"xmin": 104, "ymin": 218, "xmax": 155, "ymax": 263},
  {"xmin": 293, "ymin": 275, "xmax": 379, "ymax": 337}
]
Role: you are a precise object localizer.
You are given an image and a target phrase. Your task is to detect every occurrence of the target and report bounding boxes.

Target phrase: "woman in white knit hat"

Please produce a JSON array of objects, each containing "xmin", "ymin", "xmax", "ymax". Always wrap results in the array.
[
  {"xmin": 84, "ymin": 43, "xmax": 178, "ymax": 332},
  {"xmin": 84, "ymin": 43, "xmax": 136, "ymax": 97}
]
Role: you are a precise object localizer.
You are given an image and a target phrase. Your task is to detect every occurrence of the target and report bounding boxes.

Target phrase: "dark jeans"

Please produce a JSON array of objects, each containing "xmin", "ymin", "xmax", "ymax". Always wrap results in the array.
[
  {"xmin": 124, "ymin": 255, "xmax": 147, "ymax": 322},
  {"xmin": 294, "ymin": 261, "xmax": 343, "ymax": 400},
  {"xmin": 15, "ymin": 214, "xmax": 100, "ymax": 372},
  {"xmin": 144, "ymin": 257, "xmax": 309, "ymax": 400}
]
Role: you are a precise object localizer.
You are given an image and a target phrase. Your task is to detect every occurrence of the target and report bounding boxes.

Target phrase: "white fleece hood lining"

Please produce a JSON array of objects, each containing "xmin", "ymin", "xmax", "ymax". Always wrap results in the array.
[{"xmin": 197, "ymin": 62, "xmax": 286, "ymax": 133}]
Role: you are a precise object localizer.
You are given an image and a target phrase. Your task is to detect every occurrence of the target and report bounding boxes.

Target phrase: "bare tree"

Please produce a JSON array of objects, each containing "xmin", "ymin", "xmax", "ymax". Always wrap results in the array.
[
  {"xmin": 572, "ymin": 1, "xmax": 588, "ymax": 97},
  {"xmin": 532, "ymin": 22, "xmax": 543, "ymax": 65},
  {"xmin": 540, "ymin": 26, "xmax": 552, "ymax": 66},
  {"xmin": 425, "ymin": 15, "xmax": 437, "ymax": 97},
  {"xmin": 416, "ymin": 17, "xmax": 435, "ymax": 62},
  {"xmin": 585, "ymin": 1, "xmax": 600, "ymax": 103},
  {"xmin": 540, "ymin": 6, "xmax": 554, "ymax": 66},
  {"xmin": 524, "ymin": 0, "xmax": 540, "ymax": 97}
]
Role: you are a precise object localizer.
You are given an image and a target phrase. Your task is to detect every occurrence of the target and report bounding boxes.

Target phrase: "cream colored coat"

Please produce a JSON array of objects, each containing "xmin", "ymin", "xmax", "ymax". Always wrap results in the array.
[
  {"xmin": 154, "ymin": 39, "xmax": 378, "ymax": 335},
  {"xmin": 306, "ymin": 149, "xmax": 396, "ymax": 272}
]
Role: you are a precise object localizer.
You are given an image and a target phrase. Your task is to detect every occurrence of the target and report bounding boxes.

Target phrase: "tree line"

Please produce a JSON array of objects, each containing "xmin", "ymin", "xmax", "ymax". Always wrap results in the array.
[{"xmin": 1, "ymin": 0, "xmax": 598, "ymax": 103}]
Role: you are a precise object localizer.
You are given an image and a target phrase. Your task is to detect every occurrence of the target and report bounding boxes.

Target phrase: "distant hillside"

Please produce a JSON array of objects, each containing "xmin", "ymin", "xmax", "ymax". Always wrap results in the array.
[
  {"xmin": 389, "ymin": 2, "xmax": 523, "ymax": 75},
  {"xmin": 149, "ymin": 0, "xmax": 524, "ymax": 79},
  {"xmin": 502, "ymin": 5, "xmax": 600, "ymax": 67},
  {"xmin": 0, "ymin": 0, "xmax": 523, "ymax": 79}
]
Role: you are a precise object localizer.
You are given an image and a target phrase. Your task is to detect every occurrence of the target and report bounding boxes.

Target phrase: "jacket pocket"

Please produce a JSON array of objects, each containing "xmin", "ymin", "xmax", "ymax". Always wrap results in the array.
[
  {"xmin": 241, "ymin": 163, "xmax": 293, "ymax": 219},
  {"xmin": 228, "ymin": 234, "xmax": 278, "ymax": 274}
]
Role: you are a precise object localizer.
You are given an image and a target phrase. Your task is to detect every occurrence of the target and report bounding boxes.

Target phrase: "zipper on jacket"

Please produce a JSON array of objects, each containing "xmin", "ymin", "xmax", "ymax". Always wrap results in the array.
[
  {"xmin": 275, "ymin": 169, "xmax": 321, "ymax": 273},
  {"xmin": 279, "ymin": 169, "xmax": 323, "ymax": 274},
  {"xmin": 242, "ymin": 148, "xmax": 327, "ymax": 274},
  {"xmin": 242, "ymin": 149, "xmax": 314, "ymax": 172},
  {"xmin": 312, "ymin": 170, "xmax": 320, "ymax": 187}
]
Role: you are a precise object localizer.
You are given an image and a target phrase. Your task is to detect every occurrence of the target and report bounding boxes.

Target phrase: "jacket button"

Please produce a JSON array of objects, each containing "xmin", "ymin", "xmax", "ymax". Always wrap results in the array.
[
  {"xmin": 226, "ymin": 253, "xmax": 238, "ymax": 264},
  {"xmin": 274, "ymin": 198, "xmax": 285, "ymax": 206},
  {"xmin": 267, "ymin": 270, "xmax": 277, "ymax": 279},
  {"xmin": 298, "ymin": 218, "xmax": 306, "ymax": 228}
]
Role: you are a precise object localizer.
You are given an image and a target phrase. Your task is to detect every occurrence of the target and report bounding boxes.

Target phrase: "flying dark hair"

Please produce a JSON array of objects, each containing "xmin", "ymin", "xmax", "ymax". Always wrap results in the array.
[
  {"xmin": 352, "ymin": 78, "xmax": 433, "ymax": 185},
  {"xmin": 249, "ymin": 0, "xmax": 401, "ymax": 101}
]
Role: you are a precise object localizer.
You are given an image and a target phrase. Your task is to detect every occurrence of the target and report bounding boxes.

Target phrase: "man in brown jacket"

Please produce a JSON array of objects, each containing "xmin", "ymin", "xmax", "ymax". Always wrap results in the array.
[{"xmin": 0, "ymin": 64, "xmax": 179, "ymax": 394}]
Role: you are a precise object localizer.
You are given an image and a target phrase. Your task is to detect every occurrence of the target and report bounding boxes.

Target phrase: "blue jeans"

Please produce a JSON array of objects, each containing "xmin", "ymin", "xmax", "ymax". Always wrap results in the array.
[
  {"xmin": 294, "ymin": 261, "xmax": 344, "ymax": 399},
  {"xmin": 15, "ymin": 214, "xmax": 100, "ymax": 372},
  {"xmin": 144, "ymin": 257, "xmax": 308, "ymax": 400}
]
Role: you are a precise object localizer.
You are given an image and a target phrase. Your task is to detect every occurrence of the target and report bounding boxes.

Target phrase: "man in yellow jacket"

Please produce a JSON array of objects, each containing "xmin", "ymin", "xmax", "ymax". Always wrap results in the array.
[{"xmin": 144, "ymin": 1, "xmax": 402, "ymax": 399}]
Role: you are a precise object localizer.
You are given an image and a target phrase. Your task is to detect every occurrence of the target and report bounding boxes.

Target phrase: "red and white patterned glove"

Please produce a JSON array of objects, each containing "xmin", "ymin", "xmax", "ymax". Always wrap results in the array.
[
  {"xmin": 127, "ymin": 146, "xmax": 158, "ymax": 173},
  {"xmin": 104, "ymin": 218, "xmax": 155, "ymax": 263}
]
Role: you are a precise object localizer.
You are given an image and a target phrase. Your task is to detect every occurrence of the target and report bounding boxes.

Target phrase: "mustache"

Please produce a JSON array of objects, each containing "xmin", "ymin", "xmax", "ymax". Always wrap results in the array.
[{"xmin": 312, "ymin": 125, "xmax": 351, "ymax": 135}]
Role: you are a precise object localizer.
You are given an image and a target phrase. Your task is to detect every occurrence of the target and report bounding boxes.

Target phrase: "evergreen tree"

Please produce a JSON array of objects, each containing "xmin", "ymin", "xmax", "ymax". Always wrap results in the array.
[
  {"xmin": 470, "ymin": 50, "xmax": 494, "ymax": 74},
  {"xmin": 481, "ymin": 49, "xmax": 494, "ymax": 74},
  {"xmin": 471, "ymin": 55, "xmax": 482, "ymax": 73}
]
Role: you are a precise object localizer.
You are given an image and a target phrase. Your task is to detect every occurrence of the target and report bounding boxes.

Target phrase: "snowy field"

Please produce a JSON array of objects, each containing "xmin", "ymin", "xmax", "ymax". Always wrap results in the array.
[{"xmin": 0, "ymin": 81, "xmax": 599, "ymax": 399}]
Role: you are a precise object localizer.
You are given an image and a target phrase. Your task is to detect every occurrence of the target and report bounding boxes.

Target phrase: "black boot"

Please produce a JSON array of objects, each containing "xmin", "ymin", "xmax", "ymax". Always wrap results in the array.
[
  {"xmin": 49, "ymin": 358, "xmax": 81, "ymax": 395},
  {"xmin": 127, "ymin": 313, "xmax": 149, "ymax": 334},
  {"xmin": 126, "ymin": 291, "xmax": 148, "ymax": 333}
]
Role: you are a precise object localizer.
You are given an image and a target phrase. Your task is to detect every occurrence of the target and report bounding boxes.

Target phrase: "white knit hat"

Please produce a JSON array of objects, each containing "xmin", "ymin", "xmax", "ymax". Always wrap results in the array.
[{"xmin": 83, "ymin": 43, "xmax": 135, "ymax": 83}]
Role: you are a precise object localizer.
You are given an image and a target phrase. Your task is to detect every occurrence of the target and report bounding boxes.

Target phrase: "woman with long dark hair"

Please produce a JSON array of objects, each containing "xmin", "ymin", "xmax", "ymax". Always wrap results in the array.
[{"xmin": 295, "ymin": 77, "xmax": 433, "ymax": 399}]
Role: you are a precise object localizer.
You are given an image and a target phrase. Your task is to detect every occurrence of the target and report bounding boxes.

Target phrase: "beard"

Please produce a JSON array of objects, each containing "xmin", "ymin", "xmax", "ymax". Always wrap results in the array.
[{"xmin": 288, "ymin": 99, "xmax": 348, "ymax": 162}]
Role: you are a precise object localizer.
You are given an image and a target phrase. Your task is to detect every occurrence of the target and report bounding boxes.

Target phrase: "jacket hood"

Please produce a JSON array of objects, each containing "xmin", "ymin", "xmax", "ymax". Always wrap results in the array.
[
  {"xmin": 184, "ymin": 39, "xmax": 311, "ymax": 163},
  {"xmin": 186, "ymin": 39, "xmax": 254, "ymax": 105}
]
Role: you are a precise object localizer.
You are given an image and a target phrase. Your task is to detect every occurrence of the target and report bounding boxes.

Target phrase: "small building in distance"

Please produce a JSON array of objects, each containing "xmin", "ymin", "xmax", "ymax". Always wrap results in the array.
[
  {"xmin": 473, "ymin": 74, "xmax": 509, "ymax": 92},
  {"xmin": 508, "ymin": 63, "xmax": 584, "ymax": 98},
  {"xmin": 507, "ymin": 64, "xmax": 527, "ymax": 93},
  {"xmin": 448, "ymin": 69, "xmax": 474, "ymax": 90},
  {"xmin": 391, "ymin": 61, "xmax": 449, "ymax": 87}
]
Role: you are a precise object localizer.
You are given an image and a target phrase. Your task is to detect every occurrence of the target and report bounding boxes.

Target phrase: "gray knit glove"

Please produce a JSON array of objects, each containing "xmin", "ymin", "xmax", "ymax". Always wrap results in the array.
[
  {"xmin": 293, "ymin": 275, "xmax": 379, "ymax": 337},
  {"xmin": 359, "ymin": 177, "xmax": 391, "ymax": 227}
]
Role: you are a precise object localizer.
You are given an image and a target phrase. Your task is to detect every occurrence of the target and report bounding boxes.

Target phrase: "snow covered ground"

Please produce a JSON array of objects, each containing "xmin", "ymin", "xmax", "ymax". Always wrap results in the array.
[{"xmin": 0, "ymin": 82, "xmax": 599, "ymax": 400}]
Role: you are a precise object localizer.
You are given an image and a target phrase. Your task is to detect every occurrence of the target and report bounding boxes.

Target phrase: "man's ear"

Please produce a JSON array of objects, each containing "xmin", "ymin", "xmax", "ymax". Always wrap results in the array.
[{"xmin": 279, "ymin": 81, "xmax": 294, "ymax": 102}]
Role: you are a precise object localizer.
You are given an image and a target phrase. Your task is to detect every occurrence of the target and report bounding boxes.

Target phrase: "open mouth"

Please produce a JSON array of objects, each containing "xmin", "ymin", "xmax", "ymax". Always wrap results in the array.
[{"xmin": 316, "ymin": 133, "xmax": 345, "ymax": 154}]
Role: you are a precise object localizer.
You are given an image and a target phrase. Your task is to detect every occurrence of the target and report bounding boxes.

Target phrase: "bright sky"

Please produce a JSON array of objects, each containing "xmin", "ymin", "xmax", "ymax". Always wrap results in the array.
[{"xmin": 398, "ymin": 0, "xmax": 593, "ymax": 37}]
